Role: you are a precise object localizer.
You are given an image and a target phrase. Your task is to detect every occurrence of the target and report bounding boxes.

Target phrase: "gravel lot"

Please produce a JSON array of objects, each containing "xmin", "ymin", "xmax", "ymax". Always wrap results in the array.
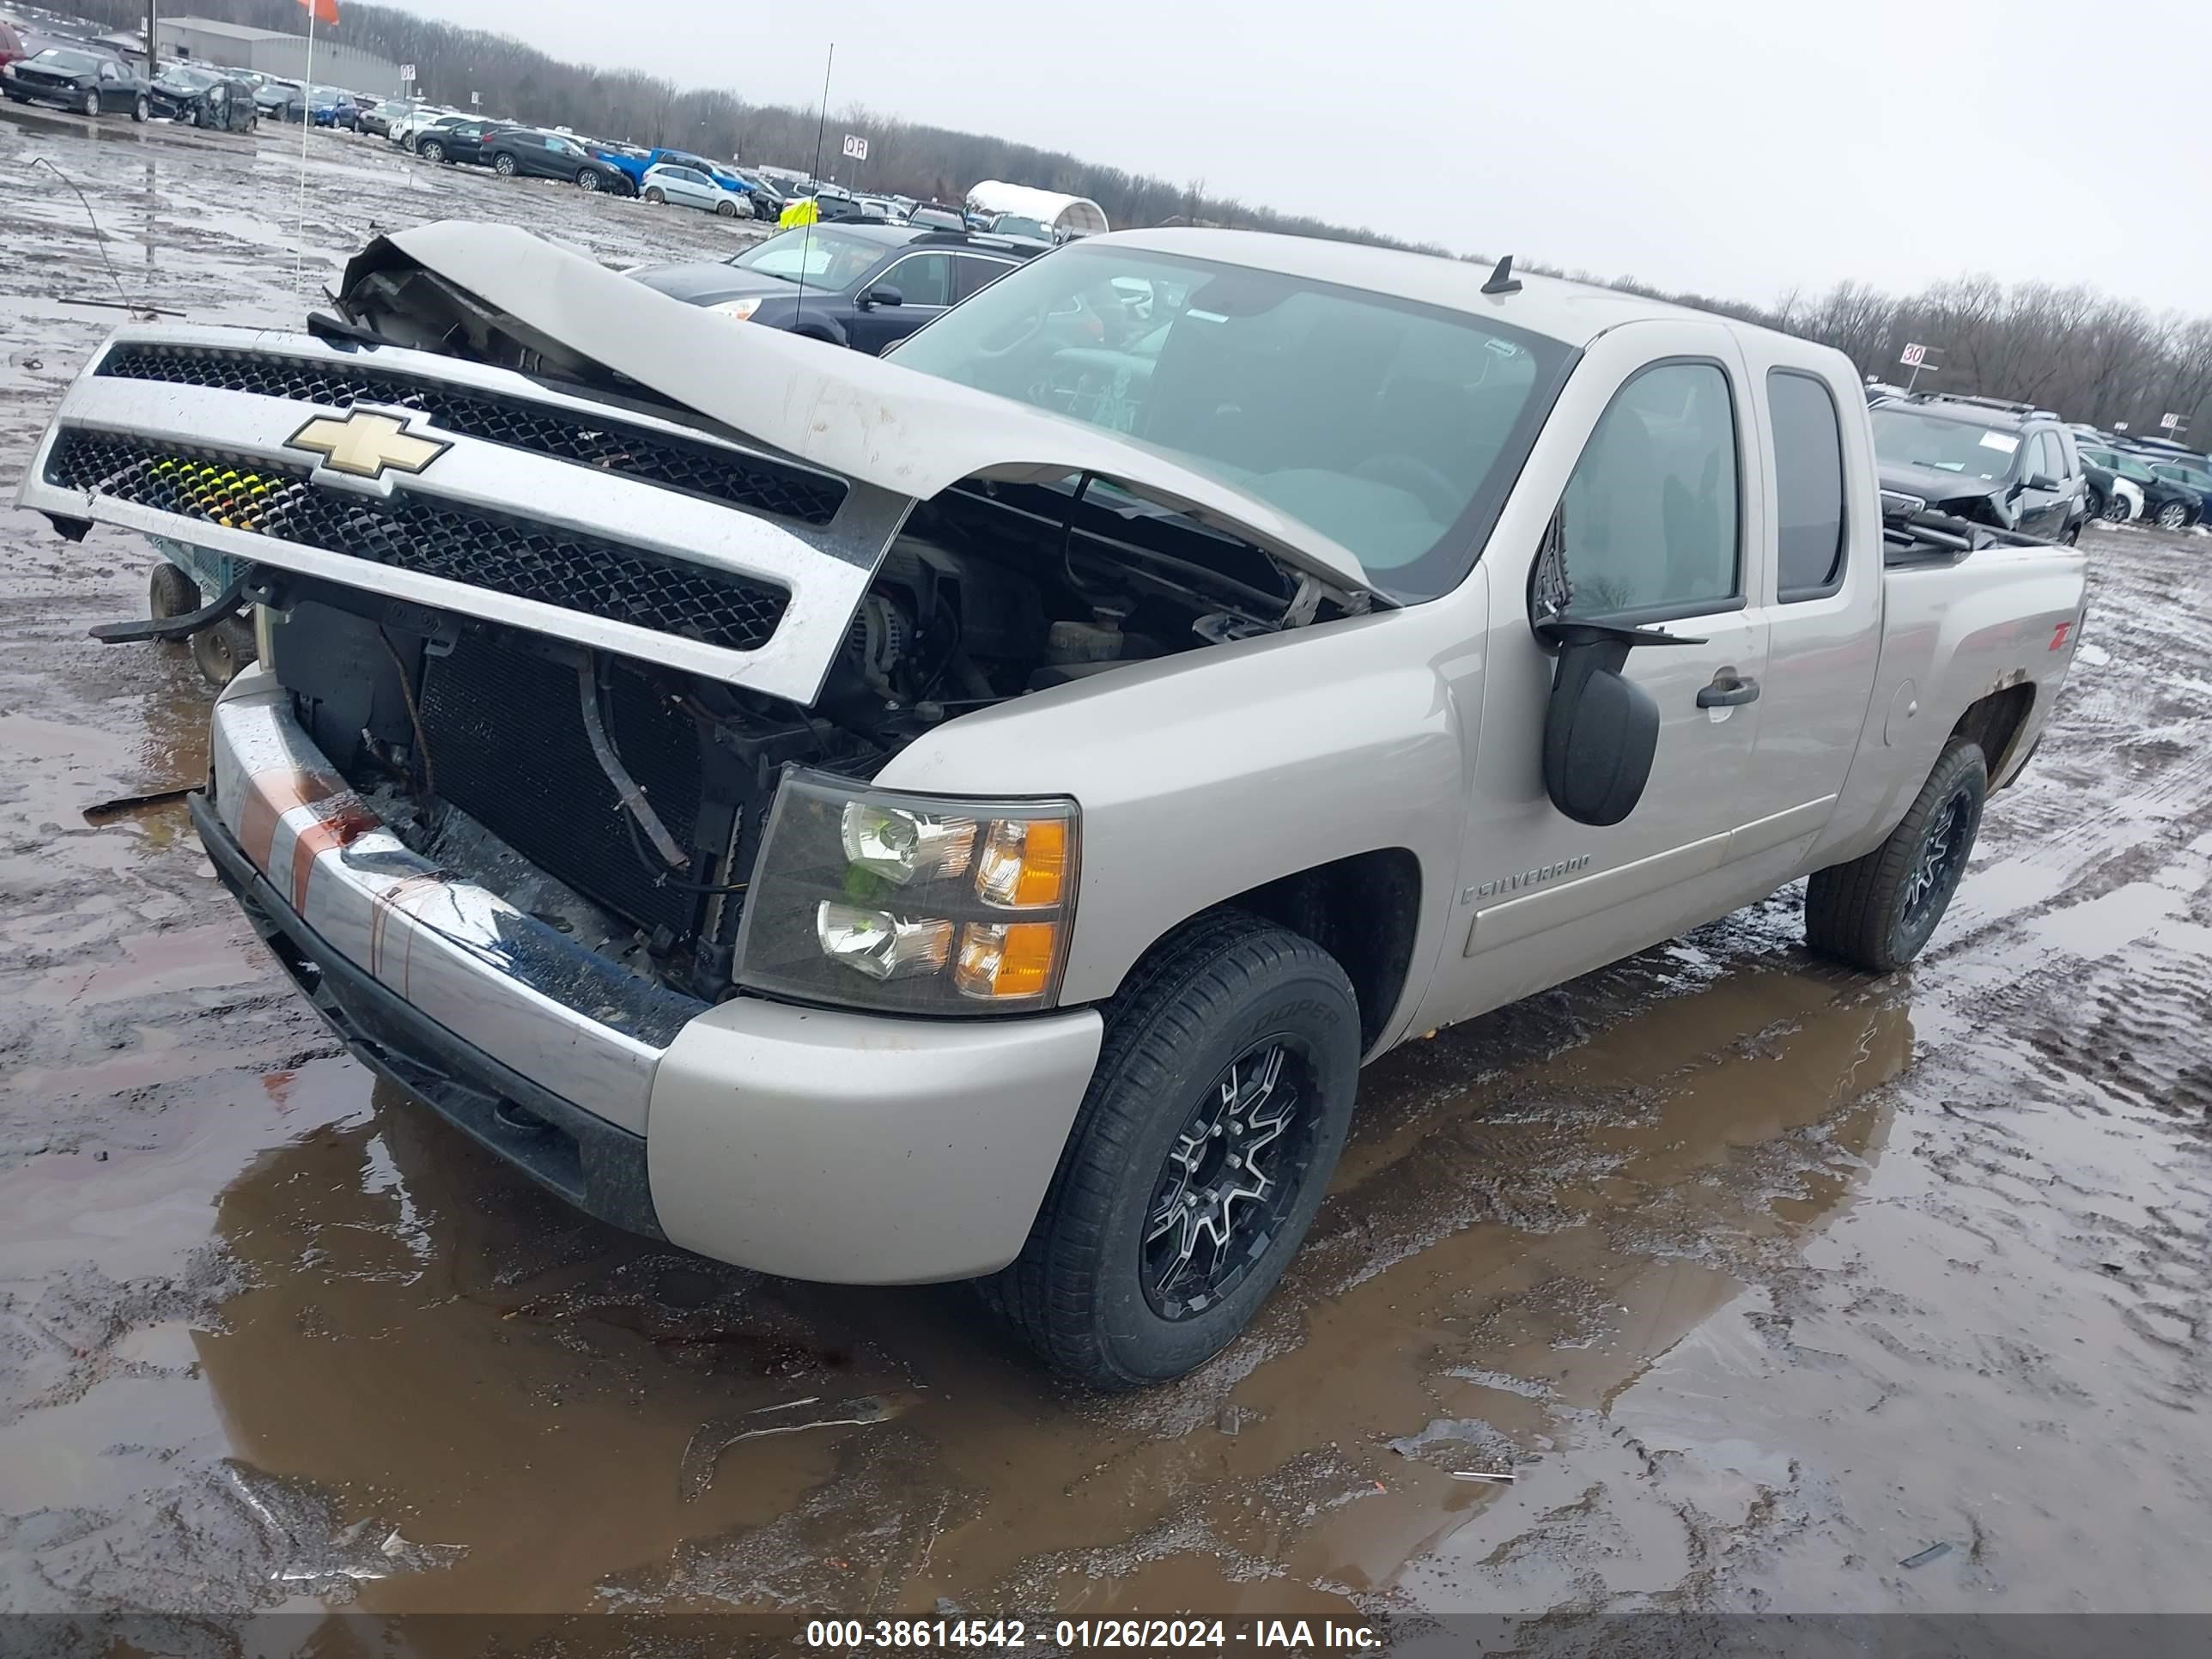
[{"xmin": 3, "ymin": 107, "xmax": 2209, "ymax": 1636}]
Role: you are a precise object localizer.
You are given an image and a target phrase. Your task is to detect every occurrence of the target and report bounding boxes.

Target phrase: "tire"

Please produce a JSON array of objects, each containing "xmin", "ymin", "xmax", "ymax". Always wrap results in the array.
[
  {"xmin": 419, "ymin": 139, "xmax": 444, "ymax": 163},
  {"xmin": 132, "ymin": 94, "xmax": 148, "ymax": 123},
  {"xmin": 978, "ymin": 911, "xmax": 1361, "ymax": 1390},
  {"xmin": 576, "ymin": 167, "xmax": 599, "ymax": 191},
  {"xmin": 148, "ymin": 562, "xmax": 198, "ymax": 622},
  {"xmin": 642, "ymin": 185, "xmax": 664, "ymax": 204},
  {"xmin": 715, "ymin": 198, "xmax": 737, "ymax": 217},
  {"xmin": 2154, "ymin": 501, "xmax": 2189, "ymax": 531},
  {"xmin": 1806, "ymin": 738, "xmax": 1987, "ymax": 973},
  {"xmin": 82, "ymin": 88, "xmax": 100, "ymax": 118},
  {"xmin": 493, "ymin": 152, "xmax": 517, "ymax": 176},
  {"xmin": 2099, "ymin": 489, "xmax": 2130, "ymax": 523},
  {"xmin": 189, "ymin": 615, "xmax": 258, "ymax": 690}
]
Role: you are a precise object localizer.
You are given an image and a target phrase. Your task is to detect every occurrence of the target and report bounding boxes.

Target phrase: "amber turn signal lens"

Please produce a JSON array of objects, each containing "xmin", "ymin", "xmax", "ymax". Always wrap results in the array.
[
  {"xmin": 975, "ymin": 817, "xmax": 1067, "ymax": 908},
  {"xmin": 955, "ymin": 921, "xmax": 1058, "ymax": 1000}
]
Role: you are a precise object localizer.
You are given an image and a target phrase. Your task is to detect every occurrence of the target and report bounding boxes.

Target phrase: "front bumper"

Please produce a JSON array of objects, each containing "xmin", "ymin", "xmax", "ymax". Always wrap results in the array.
[{"xmin": 200, "ymin": 665, "xmax": 1103, "ymax": 1282}]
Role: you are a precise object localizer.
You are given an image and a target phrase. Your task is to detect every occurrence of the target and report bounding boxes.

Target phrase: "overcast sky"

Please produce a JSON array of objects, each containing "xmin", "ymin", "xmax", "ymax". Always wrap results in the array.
[{"xmin": 381, "ymin": 0, "xmax": 2211, "ymax": 318}]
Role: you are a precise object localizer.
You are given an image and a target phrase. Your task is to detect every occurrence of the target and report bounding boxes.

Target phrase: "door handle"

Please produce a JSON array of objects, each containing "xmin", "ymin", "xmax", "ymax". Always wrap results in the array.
[{"xmin": 1697, "ymin": 671, "xmax": 1760, "ymax": 708}]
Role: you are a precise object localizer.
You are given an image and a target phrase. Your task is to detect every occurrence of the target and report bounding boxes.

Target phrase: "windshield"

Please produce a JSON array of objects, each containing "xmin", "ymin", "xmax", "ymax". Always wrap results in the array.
[
  {"xmin": 29, "ymin": 49, "xmax": 100, "ymax": 72},
  {"xmin": 1870, "ymin": 409, "xmax": 2022, "ymax": 482},
  {"xmin": 161, "ymin": 67, "xmax": 217, "ymax": 88},
  {"xmin": 728, "ymin": 226, "xmax": 893, "ymax": 289},
  {"xmin": 887, "ymin": 246, "xmax": 1573, "ymax": 599}
]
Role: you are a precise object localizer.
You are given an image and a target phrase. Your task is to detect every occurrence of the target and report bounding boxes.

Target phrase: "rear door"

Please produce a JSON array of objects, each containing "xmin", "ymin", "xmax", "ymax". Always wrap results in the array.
[
  {"xmin": 953, "ymin": 252, "xmax": 1023, "ymax": 302},
  {"xmin": 1425, "ymin": 319, "xmax": 1774, "ymax": 1024}
]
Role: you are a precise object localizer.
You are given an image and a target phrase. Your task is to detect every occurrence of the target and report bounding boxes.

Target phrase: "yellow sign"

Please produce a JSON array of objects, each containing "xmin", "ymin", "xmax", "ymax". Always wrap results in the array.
[{"xmin": 285, "ymin": 410, "xmax": 449, "ymax": 480}]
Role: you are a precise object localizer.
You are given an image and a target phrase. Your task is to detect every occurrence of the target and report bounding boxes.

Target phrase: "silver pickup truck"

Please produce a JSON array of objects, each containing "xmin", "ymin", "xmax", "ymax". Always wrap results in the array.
[{"xmin": 15, "ymin": 224, "xmax": 2086, "ymax": 1389}]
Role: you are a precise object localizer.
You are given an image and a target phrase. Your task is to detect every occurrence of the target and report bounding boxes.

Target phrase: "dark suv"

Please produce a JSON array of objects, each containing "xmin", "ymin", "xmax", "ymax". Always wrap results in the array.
[
  {"xmin": 1869, "ymin": 394, "xmax": 2088, "ymax": 542},
  {"xmin": 627, "ymin": 222, "xmax": 1042, "ymax": 353}
]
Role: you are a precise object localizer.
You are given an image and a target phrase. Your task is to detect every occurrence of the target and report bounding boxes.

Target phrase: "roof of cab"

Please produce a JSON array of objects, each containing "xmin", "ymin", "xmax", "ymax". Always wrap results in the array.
[{"xmin": 1101, "ymin": 228, "xmax": 1729, "ymax": 349}]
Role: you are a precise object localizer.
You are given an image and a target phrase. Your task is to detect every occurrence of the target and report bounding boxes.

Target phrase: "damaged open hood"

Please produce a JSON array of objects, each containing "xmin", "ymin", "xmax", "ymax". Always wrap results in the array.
[{"xmin": 358, "ymin": 222, "xmax": 1387, "ymax": 607}]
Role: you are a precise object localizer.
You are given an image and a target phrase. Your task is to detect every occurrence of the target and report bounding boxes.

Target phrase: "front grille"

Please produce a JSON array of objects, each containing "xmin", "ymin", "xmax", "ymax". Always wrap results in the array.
[
  {"xmin": 44, "ymin": 431, "xmax": 788, "ymax": 654},
  {"xmin": 97, "ymin": 342, "xmax": 848, "ymax": 526},
  {"xmin": 419, "ymin": 633, "xmax": 705, "ymax": 939}
]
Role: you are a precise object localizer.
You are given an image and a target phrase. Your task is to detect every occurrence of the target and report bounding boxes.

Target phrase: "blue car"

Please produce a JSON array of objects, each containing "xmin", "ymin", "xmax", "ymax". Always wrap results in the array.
[{"xmin": 307, "ymin": 86, "xmax": 357, "ymax": 127}]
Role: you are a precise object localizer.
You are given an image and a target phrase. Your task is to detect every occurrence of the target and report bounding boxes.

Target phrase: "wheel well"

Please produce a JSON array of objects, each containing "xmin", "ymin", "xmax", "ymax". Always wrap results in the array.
[
  {"xmin": 1218, "ymin": 849, "xmax": 1422, "ymax": 1052},
  {"xmin": 1950, "ymin": 684, "xmax": 2034, "ymax": 787}
]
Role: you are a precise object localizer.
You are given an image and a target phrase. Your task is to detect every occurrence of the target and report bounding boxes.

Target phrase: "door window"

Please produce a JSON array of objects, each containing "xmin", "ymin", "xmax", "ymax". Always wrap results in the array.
[
  {"xmin": 954, "ymin": 255, "xmax": 1019, "ymax": 301},
  {"xmin": 1768, "ymin": 369, "xmax": 1847, "ymax": 600},
  {"xmin": 2029, "ymin": 432, "xmax": 2062, "ymax": 484},
  {"xmin": 99, "ymin": 61, "xmax": 122, "ymax": 80},
  {"xmin": 883, "ymin": 252, "xmax": 956, "ymax": 306},
  {"xmin": 1557, "ymin": 362, "xmax": 1741, "ymax": 619}
]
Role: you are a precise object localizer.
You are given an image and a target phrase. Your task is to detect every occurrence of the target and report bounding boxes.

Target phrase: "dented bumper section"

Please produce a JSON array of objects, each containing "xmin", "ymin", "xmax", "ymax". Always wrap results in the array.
[{"xmin": 199, "ymin": 666, "xmax": 1107, "ymax": 1282}]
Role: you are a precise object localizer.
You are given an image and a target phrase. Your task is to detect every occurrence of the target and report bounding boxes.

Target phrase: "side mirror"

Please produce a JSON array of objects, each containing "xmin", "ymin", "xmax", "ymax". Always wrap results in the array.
[
  {"xmin": 2026, "ymin": 472, "xmax": 2062, "ymax": 491},
  {"xmin": 860, "ymin": 284, "xmax": 904, "ymax": 309},
  {"xmin": 1538, "ymin": 623, "xmax": 1664, "ymax": 827}
]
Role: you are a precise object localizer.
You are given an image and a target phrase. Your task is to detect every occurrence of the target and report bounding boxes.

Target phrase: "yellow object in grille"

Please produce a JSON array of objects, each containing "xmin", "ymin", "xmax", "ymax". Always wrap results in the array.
[{"xmin": 148, "ymin": 457, "xmax": 279, "ymax": 532}]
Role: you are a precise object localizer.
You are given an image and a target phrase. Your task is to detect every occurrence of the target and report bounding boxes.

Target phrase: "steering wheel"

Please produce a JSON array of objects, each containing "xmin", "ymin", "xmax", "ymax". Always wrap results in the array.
[
  {"xmin": 1353, "ymin": 453, "xmax": 1462, "ymax": 521},
  {"xmin": 972, "ymin": 304, "xmax": 1049, "ymax": 362}
]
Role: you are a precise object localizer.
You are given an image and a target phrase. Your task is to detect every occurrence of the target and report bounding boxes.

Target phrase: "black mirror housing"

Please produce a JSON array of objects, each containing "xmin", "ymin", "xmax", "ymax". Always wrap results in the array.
[
  {"xmin": 1539, "ymin": 623, "xmax": 1665, "ymax": 827},
  {"xmin": 862, "ymin": 285, "xmax": 904, "ymax": 308}
]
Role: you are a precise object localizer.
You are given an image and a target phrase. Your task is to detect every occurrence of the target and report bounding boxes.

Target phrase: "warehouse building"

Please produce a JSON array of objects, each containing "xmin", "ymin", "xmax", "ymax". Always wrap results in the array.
[{"xmin": 155, "ymin": 16, "xmax": 404, "ymax": 95}]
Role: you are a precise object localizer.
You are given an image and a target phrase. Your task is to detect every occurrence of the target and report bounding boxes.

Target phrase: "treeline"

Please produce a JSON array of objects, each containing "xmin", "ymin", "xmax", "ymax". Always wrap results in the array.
[{"xmin": 73, "ymin": 0, "xmax": 2212, "ymax": 437}]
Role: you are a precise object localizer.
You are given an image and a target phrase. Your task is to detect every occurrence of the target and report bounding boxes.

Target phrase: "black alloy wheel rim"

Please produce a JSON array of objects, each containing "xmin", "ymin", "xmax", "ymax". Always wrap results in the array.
[
  {"xmin": 1902, "ymin": 791, "xmax": 1970, "ymax": 933},
  {"xmin": 1140, "ymin": 1036, "xmax": 1320, "ymax": 1321}
]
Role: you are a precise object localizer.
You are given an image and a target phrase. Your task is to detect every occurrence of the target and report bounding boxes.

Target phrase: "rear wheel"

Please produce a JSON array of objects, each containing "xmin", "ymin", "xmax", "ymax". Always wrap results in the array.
[
  {"xmin": 1806, "ymin": 738, "xmax": 1987, "ymax": 973},
  {"xmin": 2155, "ymin": 501, "xmax": 2190, "ymax": 531},
  {"xmin": 189, "ymin": 615, "xmax": 258, "ymax": 690},
  {"xmin": 977, "ymin": 911, "xmax": 1361, "ymax": 1389},
  {"xmin": 642, "ymin": 185, "xmax": 665, "ymax": 204},
  {"xmin": 131, "ymin": 93, "xmax": 148, "ymax": 122},
  {"xmin": 493, "ymin": 151, "xmax": 517, "ymax": 176}
]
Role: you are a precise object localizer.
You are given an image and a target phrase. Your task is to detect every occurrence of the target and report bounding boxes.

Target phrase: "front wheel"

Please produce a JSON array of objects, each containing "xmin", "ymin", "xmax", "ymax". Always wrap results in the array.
[
  {"xmin": 149, "ymin": 562, "xmax": 199, "ymax": 623},
  {"xmin": 576, "ymin": 167, "xmax": 600, "ymax": 191},
  {"xmin": 1806, "ymin": 738, "xmax": 1987, "ymax": 973},
  {"xmin": 82, "ymin": 88, "xmax": 101, "ymax": 118},
  {"xmin": 2154, "ymin": 501, "xmax": 2190, "ymax": 531},
  {"xmin": 977, "ymin": 911, "xmax": 1361, "ymax": 1389},
  {"xmin": 418, "ymin": 139, "xmax": 444, "ymax": 163},
  {"xmin": 715, "ymin": 198, "xmax": 737, "ymax": 217},
  {"xmin": 189, "ymin": 615, "xmax": 258, "ymax": 689}
]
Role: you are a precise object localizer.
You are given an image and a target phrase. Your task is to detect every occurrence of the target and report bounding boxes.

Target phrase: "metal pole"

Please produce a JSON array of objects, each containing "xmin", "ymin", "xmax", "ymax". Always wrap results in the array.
[{"xmin": 294, "ymin": 3, "xmax": 314, "ymax": 302}]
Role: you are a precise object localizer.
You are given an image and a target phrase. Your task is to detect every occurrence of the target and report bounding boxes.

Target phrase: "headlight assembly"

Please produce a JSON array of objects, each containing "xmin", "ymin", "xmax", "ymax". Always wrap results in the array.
[{"xmin": 734, "ymin": 769, "xmax": 1079, "ymax": 1015}]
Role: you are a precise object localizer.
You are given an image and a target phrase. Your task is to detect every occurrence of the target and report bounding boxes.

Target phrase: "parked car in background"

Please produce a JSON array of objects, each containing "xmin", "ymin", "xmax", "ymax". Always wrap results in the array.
[
  {"xmin": 357, "ymin": 95, "xmax": 407, "ymax": 137},
  {"xmin": 387, "ymin": 106, "xmax": 459, "ymax": 149},
  {"xmin": 2075, "ymin": 452, "xmax": 2142, "ymax": 523},
  {"xmin": 2144, "ymin": 459, "xmax": 2212, "ymax": 528},
  {"xmin": 2, "ymin": 45, "xmax": 149, "ymax": 119},
  {"xmin": 640, "ymin": 161, "xmax": 752, "ymax": 216},
  {"xmin": 0, "ymin": 20, "xmax": 28, "ymax": 68},
  {"xmin": 908, "ymin": 204, "xmax": 965, "ymax": 230},
  {"xmin": 1869, "ymin": 394, "xmax": 2087, "ymax": 541},
  {"xmin": 989, "ymin": 213, "xmax": 1053, "ymax": 242},
  {"xmin": 149, "ymin": 63, "xmax": 257, "ymax": 130},
  {"xmin": 488, "ymin": 127, "xmax": 632, "ymax": 192},
  {"xmin": 252, "ymin": 78, "xmax": 301, "ymax": 121},
  {"xmin": 416, "ymin": 118, "xmax": 514, "ymax": 166},
  {"xmin": 303, "ymin": 87, "xmax": 356, "ymax": 126},
  {"xmin": 2070, "ymin": 444, "xmax": 2194, "ymax": 528},
  {"xmin": 626, "ymin": 222, "xmax": 1036, "ymax": 353},
  {"xmin": 724, "ymin": 167, "xmax": 785, "ymax": 219}
]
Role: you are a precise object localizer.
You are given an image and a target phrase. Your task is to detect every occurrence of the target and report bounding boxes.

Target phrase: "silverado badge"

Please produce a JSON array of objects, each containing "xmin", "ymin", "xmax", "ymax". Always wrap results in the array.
[{"xmin": 286, "ymin": 410, "xmax": 449, "ymax": 481}]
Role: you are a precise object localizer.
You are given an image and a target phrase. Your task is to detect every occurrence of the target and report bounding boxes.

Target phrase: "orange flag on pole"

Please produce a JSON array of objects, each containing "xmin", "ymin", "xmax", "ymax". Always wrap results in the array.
[{"xmin": 296, "ymin": 0, "xmax": 338, "ymax": 26}]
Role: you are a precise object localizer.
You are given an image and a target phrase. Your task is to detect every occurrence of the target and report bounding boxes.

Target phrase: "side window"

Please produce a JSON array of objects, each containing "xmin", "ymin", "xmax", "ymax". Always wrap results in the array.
[
  {"xmin": 1559, "ymin": 361, "xmax": 1741, "ymax": 618},
  {"xmin": 2030, "ymin": 432, "xmax": 2062, "ymax": 484},
  {"xmin": 954, "ymin": 256, "xmax": 1018, "ymax": 301},
  {"xmin": 100, "ymin": 61, "xmax": 121, "ymax": 80},
  {"xmin": 1768, "ymin": 369, "xmax": 1847, "ymax": 601},
  {"xmin": 884, "ymin": 252, "xmax": 956, "ymax": 307}
]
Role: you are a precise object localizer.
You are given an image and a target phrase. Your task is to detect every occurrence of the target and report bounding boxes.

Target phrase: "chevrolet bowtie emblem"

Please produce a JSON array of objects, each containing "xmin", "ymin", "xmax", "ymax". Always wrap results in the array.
[{"xmin": 285, "ymin": 410, "xmax": 449, "ymax": 480}]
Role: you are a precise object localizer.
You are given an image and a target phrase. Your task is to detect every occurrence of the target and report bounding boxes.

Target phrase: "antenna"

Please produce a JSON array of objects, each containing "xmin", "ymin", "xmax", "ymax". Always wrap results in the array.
[
  {"xmin": 793, "ymin": 42, "xmax": 832, "ymax": 314},
  {"xmin": 1481, "ymin": 254, "xmax": 1521, "ymax": 296}
]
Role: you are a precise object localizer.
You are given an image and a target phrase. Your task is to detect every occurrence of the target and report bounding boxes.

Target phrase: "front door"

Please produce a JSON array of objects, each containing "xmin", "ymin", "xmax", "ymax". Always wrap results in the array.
[
  {"xmin": 848, "ymin": 251, "xmax": 956, "ymax": 354},
  {"xmin": 2014, "ymin": 431, "xmax": 2069, "ymax": 538},
  {"xmin": 1419, "ymin": 324, "xmax": 1772, "ymax": 1029}
]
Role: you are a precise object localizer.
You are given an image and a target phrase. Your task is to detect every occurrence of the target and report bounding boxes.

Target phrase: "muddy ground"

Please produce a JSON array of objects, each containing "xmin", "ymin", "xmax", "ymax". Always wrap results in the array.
[{"xmin": 2, "ymin": 112, "xmax": 2209, "ymax": 1639}]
